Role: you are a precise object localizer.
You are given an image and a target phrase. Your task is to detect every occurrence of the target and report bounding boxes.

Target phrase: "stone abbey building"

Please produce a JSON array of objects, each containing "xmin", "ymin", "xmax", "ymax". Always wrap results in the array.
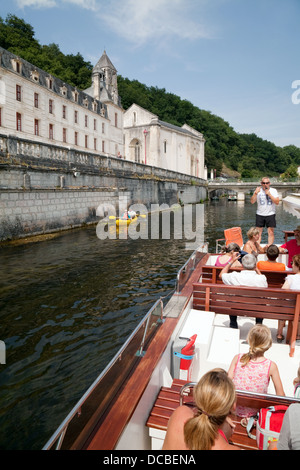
[
  {"xmin": 0, "ymin": 46, "xmax": 205, "ymax": 179},
  {"xmin": 0, "ymin": 47, "xmax": 123, "ymax": 158}
]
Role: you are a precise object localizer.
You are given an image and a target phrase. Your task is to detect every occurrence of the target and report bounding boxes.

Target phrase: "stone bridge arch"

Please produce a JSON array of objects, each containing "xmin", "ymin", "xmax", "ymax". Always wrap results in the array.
[{"xmin": 207, "ymin": 181, "xmax": 300, "ymax": 201}]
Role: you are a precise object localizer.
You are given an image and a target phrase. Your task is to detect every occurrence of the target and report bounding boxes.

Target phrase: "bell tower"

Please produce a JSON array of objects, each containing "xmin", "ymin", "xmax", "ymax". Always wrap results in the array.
[{"xmin": 92, "ymin": 51, "xmax": 119, "ymax": 105}]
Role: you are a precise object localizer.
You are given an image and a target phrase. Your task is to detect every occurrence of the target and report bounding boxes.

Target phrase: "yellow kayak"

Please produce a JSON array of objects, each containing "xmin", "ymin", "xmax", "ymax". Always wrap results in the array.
[{"xmin": 115, "ymin": 216, "xmax": 138, "ymax": 226}]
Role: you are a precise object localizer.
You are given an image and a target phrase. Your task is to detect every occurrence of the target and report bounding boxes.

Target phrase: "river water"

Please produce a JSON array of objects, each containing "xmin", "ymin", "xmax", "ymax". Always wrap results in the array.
[{"xmin": 0, "ymin": 199, "xmax": 297, "ymax": 450}]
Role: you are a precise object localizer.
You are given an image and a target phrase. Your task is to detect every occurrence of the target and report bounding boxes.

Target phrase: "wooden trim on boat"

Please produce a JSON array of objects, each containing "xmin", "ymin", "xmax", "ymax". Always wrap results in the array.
[
  {"xmin": 84, "ymin": 316, "xmax": 179, "ymax": 449},
  {"xmin": 84, "ymin": 253, "xmax": 209, "ymax": 449}
]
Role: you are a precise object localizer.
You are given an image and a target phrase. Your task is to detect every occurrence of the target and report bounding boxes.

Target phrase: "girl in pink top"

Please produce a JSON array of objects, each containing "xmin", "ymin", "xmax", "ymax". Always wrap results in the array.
[
  {"xmin": 215, "ymin": 242, "xmax": 242, "ymax": 268},
  {"xmin": 228, "ymin": 325, "xmax": 285, "ymax": 421}
]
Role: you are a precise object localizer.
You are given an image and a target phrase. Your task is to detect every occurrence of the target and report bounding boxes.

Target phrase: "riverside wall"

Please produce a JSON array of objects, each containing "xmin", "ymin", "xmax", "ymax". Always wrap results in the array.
[{"xmin": 0, "ymin": 134, "xmax": 207, "ymax": 241}]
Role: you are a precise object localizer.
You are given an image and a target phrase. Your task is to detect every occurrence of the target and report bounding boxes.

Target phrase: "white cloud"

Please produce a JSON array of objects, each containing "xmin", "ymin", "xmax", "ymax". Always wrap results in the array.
[
  {"xmin": 98, "ymin": 0, "xmax": 212, "ymax": 45},
  {"xmin": 16, "ymin": 0, "xmax": 57, "ymax": 7},
  {"xmin": 16, "ymin": 0, "xmax": 212, "ymax": 44},
  {"xmin": 16, "ymin": 0, "xmax": 97, "ymax": 10}
]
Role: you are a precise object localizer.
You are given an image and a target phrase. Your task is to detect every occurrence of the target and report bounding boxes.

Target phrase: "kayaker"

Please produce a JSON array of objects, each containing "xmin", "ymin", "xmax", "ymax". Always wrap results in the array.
[
  {"xmin": 128, "ymin": 210, "xmax": 136, "ymax": 219},
  {"xmin": 121, "ymin": 210, "xmax": 129, "ymax": 219}
]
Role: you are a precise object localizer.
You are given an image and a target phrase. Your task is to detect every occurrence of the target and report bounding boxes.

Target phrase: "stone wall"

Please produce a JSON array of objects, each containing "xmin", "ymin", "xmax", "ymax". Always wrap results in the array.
[{"xmin": 0, "ymin": 134, "xmax": 207, "ymax": 241}]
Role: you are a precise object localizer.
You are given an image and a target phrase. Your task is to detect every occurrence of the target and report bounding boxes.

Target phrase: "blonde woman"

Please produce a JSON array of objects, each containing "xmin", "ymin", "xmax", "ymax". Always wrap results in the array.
[
  {"xmin": 162, "ymin": 369, "xmax": 240, "ymax": 450},
  {"xmin": 228, "ymin": 325, "xmax": 285, "ymax": 423},
  {"xmin": 243, "ymin": 227, "xmax": 267, "ymax": 256}
]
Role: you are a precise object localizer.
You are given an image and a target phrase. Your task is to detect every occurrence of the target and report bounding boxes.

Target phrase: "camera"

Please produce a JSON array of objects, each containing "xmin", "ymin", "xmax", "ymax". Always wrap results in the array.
[{"xmin": 238, "ymin": 250, "xmax": 247, "ymax": 262}]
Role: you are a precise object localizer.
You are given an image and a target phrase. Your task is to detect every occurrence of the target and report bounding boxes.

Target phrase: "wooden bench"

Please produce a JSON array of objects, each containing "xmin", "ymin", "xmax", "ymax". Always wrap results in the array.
[
  {"xmin": 192, "ymin": 283, "xmax": 300, "ymax": 357},
  {"xmin": 146, "ymin": 379, "xmax": 300, "ymax": 450},
  {"xmin": 200, "ymin": 265, "xmax": 288, "ymax": 288}
]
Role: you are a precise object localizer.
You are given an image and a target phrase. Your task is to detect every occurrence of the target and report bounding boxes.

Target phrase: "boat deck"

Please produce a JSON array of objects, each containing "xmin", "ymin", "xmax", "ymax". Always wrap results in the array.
[{"xmin": 213, "ymin": 314, "xmax": 300, "ymax": 397}]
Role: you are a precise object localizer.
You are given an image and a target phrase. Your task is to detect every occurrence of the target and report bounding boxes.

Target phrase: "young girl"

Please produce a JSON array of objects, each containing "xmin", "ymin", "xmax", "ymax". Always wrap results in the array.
[{"xmin": 228, "ymin": 325, "xmax": 285, "ymax": 422}]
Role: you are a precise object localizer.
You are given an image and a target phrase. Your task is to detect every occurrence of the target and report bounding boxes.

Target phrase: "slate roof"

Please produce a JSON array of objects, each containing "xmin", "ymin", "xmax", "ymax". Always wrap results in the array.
[{"xmin": 93, "ymin": 50, "xmax": 117, "ymax": 73}]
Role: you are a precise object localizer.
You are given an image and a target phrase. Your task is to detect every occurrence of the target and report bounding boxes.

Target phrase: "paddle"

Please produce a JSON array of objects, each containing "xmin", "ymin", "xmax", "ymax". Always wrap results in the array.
[{"xmin": 109, "ymin": 214, "xmax": 146, "ymax": 220}]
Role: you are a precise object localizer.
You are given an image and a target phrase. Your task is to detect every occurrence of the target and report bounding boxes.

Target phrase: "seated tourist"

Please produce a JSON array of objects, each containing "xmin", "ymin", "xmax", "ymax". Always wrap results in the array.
[
  {"xmin": 279, "ymin": 225, "xmax": 300, "ymax": 268},
  {"xmin": 275, "ymin": 403, "xmax": 300, "ymax": 450},
  {"xmin": 243, "ymin": 227, "xmax": 267, "ymax": 255},
  {"xmin": 228, "ymin": 324, "xmax": 285, "ymax": 424},
  {"xmin": 257, "ymin": 244, "xmax": 286, "ymax": 271},
  {"xmin": 162, "ymin": 369, "xmax": 240, "ymax": 450},
  {"xmin": 219, "ymin": 252, "xmax": 268, "ymax": 328},
  {"xmin": 215, "ymin": 242, "xmax": 242, "ymax": 268}
]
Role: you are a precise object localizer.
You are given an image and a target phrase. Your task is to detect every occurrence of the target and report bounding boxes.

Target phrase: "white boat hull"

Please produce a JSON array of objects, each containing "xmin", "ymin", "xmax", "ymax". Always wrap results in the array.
[{"xmin": 283, "ymin": 194, "xmax": 300, "ymax": 218}]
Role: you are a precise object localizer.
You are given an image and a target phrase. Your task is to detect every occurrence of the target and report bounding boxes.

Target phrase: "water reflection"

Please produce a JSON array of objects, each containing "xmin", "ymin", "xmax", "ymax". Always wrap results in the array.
[{"xmin": 0, "ymin": 200, "xmax": 298, "ymax": 449}]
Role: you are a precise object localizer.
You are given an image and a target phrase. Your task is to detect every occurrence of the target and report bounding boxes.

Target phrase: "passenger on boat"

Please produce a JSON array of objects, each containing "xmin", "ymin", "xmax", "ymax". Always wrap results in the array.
[
  {"xmin": 215, "ymin": 243, "xmax": 242, "ymax": 268},
  {"xmin": 219, "ymin": 252, "xmax": 267, "ymax": 329},
  {"xmin": 243, "ymin": 227, "xmax": 267, "ymax": 256},
  {"xmin": 275, "ymin": 403, "xmax": 300, "ymax": 450},
  {"xmin": 162, "ymin": 369, "xmax": 240, "ymax": 450},
  {"xmin": 293, "ymin": 364, "xmax": 300, "ymax": 398},
  {"xmin": 228, "ymin": 325, "xmax": 285, "ymax": 424},
  {"xmin": 279, "ymin": 225, "xmax": 300, "ymax": 268},
  {"xmin": 256, "ymin": 244, "xmax": 286, "ymax": 271},
  {"xmin": 277, "ymin": 253, "xmax": 300, "ymax": 343},
  {"xmin": 269, "ymin": 366, "xmax": 300, "ymax": 450}
]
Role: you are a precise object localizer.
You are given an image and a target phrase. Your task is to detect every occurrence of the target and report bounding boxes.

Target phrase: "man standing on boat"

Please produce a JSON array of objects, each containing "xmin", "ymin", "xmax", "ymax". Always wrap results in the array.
[
  {"xmin": 250, "ymin": 177, "xmax": 279, "ymax": 245},
  {"xmin": 219, "ymin": 252, "xmax": 267, "ymax": 329}
]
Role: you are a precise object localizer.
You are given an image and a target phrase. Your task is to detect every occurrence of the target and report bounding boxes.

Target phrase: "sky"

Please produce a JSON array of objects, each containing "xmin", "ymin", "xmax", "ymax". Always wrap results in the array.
[{"xmin": 1, "ymin": 0, "xmax": 300, "ymax": 148}]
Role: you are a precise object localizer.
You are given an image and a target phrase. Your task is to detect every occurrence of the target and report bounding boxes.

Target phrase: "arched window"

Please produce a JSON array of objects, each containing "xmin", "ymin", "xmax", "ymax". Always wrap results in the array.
[{"xmin": 135, "ymin": 141, "xmax": 141, "ymax": 163}]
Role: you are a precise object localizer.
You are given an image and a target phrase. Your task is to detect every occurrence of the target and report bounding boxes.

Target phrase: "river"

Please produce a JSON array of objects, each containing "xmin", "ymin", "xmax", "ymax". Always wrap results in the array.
[{"xmin": 0, "ymin": 199, "xmax": 297, "ymax": 450}]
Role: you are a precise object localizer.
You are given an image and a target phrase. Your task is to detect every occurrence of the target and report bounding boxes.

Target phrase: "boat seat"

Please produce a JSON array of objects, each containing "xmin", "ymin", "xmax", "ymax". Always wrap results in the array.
[
  {"xmin": 146, "ymin": 380, "xmax": 300, "ymax": 450},
  {"xmin": 216, "ymin": 227, "xmax": 243, "ymax": 253},
  {"xmin": 193, "ymin": 283, "xmax": 300, "ymax": 357}
]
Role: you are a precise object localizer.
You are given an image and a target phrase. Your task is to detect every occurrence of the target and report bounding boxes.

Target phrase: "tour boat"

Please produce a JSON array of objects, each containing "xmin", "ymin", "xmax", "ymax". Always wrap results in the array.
[
  {"xmin": 43, "ymin": 244, "xmax": 300, "ymax": 451},
  {"xmin": 283, "ymin": 193, "xmax": 300, "ymax": 219}
]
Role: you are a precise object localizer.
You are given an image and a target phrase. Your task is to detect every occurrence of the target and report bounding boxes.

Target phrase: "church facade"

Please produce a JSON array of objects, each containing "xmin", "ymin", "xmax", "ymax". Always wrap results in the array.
[
  {"xmin": 0, "ymin": 46, "xmax": 206, "ymax": 179},
  {"xmin": 123, "ymin": 104, "xmax": 206, "ymax": 179}
]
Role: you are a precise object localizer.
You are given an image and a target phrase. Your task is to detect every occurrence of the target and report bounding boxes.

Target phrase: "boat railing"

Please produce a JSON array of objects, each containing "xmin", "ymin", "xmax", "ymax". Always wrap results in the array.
[
  {"xmin": 179, "ymin": 383, "xmax": 300, "ymax": 407},
  {"xmin": 42, "ymin": 297, "xmax": 164, "ymax": 450},
  {"xmin": 179, "ymin": 382, "xmax": 197, "ymax": 405},
  {"xmin": 175, "ymin": 243, "xmax": 208, "ymax": 293}
]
